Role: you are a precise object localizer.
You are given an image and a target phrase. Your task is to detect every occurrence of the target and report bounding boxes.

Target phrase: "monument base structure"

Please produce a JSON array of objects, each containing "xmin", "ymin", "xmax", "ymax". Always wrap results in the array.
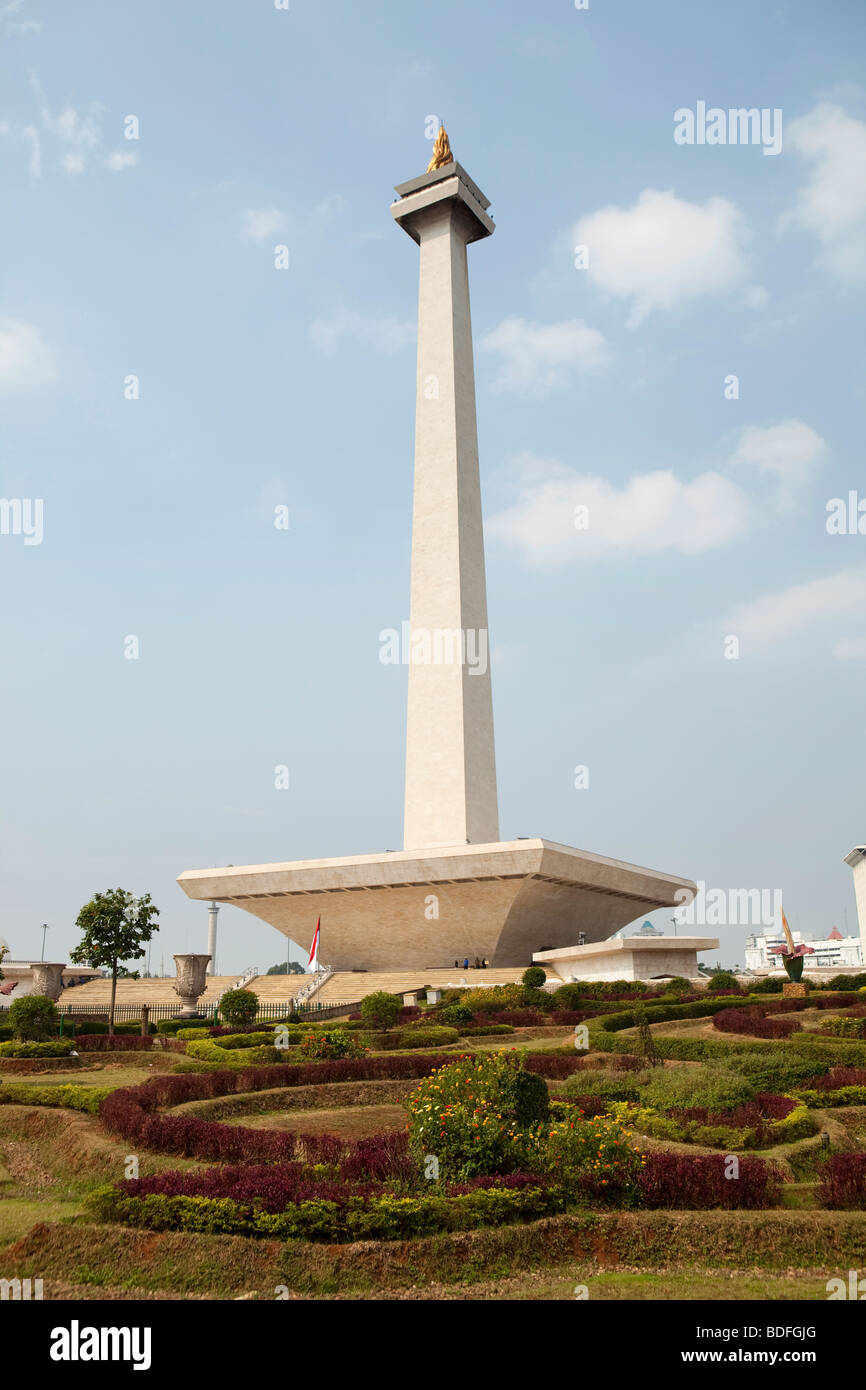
[
  {"xmin": 533, "ymin": 935, "xmax": 717, "ymax": 984},
  {"xmin": 177, "ymin": 840, "xmax": 696, "ymax": 972}
]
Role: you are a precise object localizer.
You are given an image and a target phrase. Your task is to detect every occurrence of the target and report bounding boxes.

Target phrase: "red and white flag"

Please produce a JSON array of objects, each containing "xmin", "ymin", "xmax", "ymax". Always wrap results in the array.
[{"xmin": 308, "ymin": 917, "xmax": 320, "ymax": 972}]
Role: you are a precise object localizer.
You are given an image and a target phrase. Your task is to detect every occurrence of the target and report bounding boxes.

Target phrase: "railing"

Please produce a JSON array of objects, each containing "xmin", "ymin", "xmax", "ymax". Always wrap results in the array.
[
  {"xmin": 1, "ymin": 998, "xmax": 361, "ymax": 1025},
  {"xmin": 294, "ymin": 965, "xmax": 332, "ymax": 1006}
]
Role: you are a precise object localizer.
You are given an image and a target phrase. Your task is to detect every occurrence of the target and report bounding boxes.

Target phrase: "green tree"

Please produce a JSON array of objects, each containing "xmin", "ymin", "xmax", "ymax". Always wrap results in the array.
[
  {"xmin": 360, "ymin": 991, "xmax": 402, "ymax": 1031},
  {"xmin": 9, "ymin": 994, "xmax": 59, "ymax": 1041},
  {"xmin": 219, "ymin": 988, "xmax": 259, "ymax": 1027},
  {"xmin": 70, "ymin": 888, "xmax": 159, "ymax": 1035},
  {"xmin": 265, "ymin": 961, "xmax": 305, "ymax": 976},
  {"xmin": 522, "ymin": 966, "xmax": 546, "ymax": 990}
]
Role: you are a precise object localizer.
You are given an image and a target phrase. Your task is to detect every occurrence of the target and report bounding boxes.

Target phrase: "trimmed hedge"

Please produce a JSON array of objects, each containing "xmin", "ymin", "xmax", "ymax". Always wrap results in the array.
[
  {"xmin": 0, "ymin": 1039, "xmax": 76, "ymax": 1058},
  {"xmin": 87, "ymin": 1181, "xmax": 566, "ymax": 1242},
  {"xmin": 0, "ymin": 1082, "xmax": 111, "ymax": 1114},
  {"xmin": 73, "ymin": 1035, "xmax": 154, "ymax": 1051}
]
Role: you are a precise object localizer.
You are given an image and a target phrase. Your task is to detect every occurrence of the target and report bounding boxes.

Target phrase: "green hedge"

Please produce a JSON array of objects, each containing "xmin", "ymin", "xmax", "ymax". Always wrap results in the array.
[
  {"xmin": 798, "ymin": 1085, "xmax": 866, "ymax": 1108},
  {"xmin": 0, "ymin": 1083, "xmax": 111, "ymax": 1114},
  {"xmin": 0, "ymin": 1039, "xmax": 76, "ymax": 1058},
  {"xmin": 185, "ymin": 1039, "xmax": 285, "ymax": 1067},
  {"xmin": 87, "ymin": 1182, "xmax": 566, "ymax": 1242},
  {"xmin": 361, "ymin": 1026, "xmax": 460, "ymax": 1051}
]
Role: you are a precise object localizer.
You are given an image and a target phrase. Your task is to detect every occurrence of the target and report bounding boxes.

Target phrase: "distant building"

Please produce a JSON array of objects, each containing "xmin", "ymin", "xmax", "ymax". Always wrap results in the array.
[
  {"xmin": 629, "ymin": 920, "xmax": 663, "ymax": 937},
  {"xmin": 844, "ymin": 845, "xmax": 866, "ymax": 966},
  {"xmin": 745, "ymin": 928, "xmax": 862, "ymax": 972}
]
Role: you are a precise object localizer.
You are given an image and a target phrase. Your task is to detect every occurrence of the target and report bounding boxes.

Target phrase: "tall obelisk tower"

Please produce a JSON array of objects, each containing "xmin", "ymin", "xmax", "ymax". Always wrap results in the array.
[{"xmin": 392, "ymin": 129, "xmax": 500, "ymax": 851}]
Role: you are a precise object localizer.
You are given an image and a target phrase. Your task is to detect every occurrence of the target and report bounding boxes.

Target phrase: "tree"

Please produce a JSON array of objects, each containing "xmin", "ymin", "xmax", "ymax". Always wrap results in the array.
[
  {"xmin": 219, "ymin": 988, "xmax": 259, "ymax": 1027},
  {"xmin": 9, "ymin": 994, "xmax": 59, "ymax": 1040},
  {"xmin": 266, "ymin": 961, "xmax": 305, "ymax": 976},
  {"xmin": 360, "ymin": 991, "xmax": 402, "ymax": 1031},
  {"xmin": 522, "ymin": 966, "xmax": 547, "ymax": 990},
  {"xmin": 70, "ymin": 888, "xmax": 159, "ymax": 1035}
]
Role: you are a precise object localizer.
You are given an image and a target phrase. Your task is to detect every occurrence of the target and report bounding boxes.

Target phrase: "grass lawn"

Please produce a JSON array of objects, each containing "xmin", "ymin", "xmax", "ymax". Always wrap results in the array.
[{"xmin": 223, "ymin": 1102, "xmax": 408, "ymax": 1139}]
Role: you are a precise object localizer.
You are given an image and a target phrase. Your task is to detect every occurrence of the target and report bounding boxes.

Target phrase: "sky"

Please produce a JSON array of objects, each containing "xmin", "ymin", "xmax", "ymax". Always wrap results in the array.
[{"xmin": 1, "ymin": 0, "xmax": 864, "ymax": 977}]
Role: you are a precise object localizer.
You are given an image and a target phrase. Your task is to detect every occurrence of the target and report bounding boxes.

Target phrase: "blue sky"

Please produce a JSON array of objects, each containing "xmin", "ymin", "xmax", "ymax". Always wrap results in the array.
[{"xmin": 1, "ymin": 0, "xmax": 864, "ymax": 975}]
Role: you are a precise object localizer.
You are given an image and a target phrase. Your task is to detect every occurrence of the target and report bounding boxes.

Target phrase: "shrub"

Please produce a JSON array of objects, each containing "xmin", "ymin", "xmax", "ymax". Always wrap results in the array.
[
  {"xmin": 640, "ymin": 1064, "xmax": 755, "ymax": 1113},
  {"xmin": 406, "ymin": 1051, "xmax": 551, "ymax": 1179},
  {"xmin": 706, "ymin": 971, "xmax": 740, "ymax": 992},
  {"xmin": 73, "ymin": 1035, "xmax": 154, "ymax": 1051},
  {"xmin": 632, "ymin": 1004, "xmax": 660, "ymax": 1067},
  {"xmin": 218, "ymin": 990, "xmax": 259, "ymax": 1028},
  {"xmin": 638, "ymin": 1152, "xmax": 778, "ymax": 1208},
  {"xmin": 819, "ymin": 1016, "xmax": 866, "ymax": 1039},
  {"xmin": 522, "ymin": 967, "xmax": 546, "ymax": 990},
  {"xmin": 457, "ymin": 984, "xmax": 525, "ymax": 1014},
  {"xmin": 714, "ymin": 1007, "xmax": 801, "ymax": 1039},
  {"xmin": 750, "ymin": 976, "xmax": 784, "ymax": 994},
  {"xmin": 521, "ymin": 986, "xmax": 556, "ymax": 1012},
  {"xmin": 661, "ymin": 977, "xmax": 692, "ymax": 994},
  {"xmin": 827, "ymin": 974, "xmax": 866, "ymax": 992},
  {"xmin": 360, "ymin": 992, "xmax": 402, "ymax": 1031},
  {"xmin": 458, "ymin": 1024, "xmax": 515, "ymax": 1037},
  {"xmin": 0, "ymin": 1082, "xmax": 110, "ymax": 1114},
  {"xmin": 8, "ymin": 995, "xmax": 59, "ymax": 1041},
  {"xmin": 523, "ymin": 1053, "xmax": 587, "ymax": 1079},
  {"xmin": 299, "ymin": 1029, "xmax": 366, "ymax": 1060},
  {"xmin": 562, "ymin": 1071, "xmax": 645, "ymax": 1104},
  {"xmin": 0, "ymin": 1038, "xmax": 75, "ymax": 1058},
  {"xmin": 88, "ymin": 1180, "xmax": 566, "ymax": 1242},
  {"xmin": 185, "ymin": 1039, "xmax": 283, "ymax": 1067},
  {"xmin": 818, "ymin": 1153, "xmax": 866, "ymax": 1209},
  {"xmin": 209, "ymin": 1031, "xmax": 276, "ymax": 1050},
  {"xmin": 439, "ymin": 1003, "xmax": 475, "ymax": 1026}
]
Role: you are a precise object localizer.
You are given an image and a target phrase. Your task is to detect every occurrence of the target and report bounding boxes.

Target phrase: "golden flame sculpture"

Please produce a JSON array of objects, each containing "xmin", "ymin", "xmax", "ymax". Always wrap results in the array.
[{"xmin": 426, "ymin": 126, "xmax": 453, "ymax": 172}]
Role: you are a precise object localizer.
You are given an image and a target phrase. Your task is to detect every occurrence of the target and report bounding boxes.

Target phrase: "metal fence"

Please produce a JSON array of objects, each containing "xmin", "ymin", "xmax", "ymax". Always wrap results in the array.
[{"xmin": 0, "ymin": 1000, "xmax": 360, "ymax": 1024}]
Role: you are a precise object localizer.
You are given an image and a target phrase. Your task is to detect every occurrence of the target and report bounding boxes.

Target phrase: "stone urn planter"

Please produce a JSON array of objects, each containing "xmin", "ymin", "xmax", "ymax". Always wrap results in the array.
[
  {"xmin": 28, "ymin": 962, "xmax": 67, "ymax": 1002},
  {"xmin": 173, "ymin": 954, "xmax": 212, "ymax": 1018}
]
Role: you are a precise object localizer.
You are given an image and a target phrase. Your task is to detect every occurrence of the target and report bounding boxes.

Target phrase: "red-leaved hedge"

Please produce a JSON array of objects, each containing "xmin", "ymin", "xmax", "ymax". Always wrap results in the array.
[
  {"xmin": 636, "ymin": 1151, "xmax": 778, "ymax": 1209},
  {"xmin": 818, "ymin": 1152, "xmax": 866, "ymax": 1209},
  {"xmin": 73, "ymin": 1035, "xmax": 154, "ymax": 1051}
]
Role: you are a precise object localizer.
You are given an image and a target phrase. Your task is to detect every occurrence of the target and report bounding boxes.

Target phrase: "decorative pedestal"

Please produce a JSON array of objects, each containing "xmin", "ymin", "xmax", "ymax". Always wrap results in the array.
[
  {"xmin": 782, "ymin": 981, "xmax": 807, "ymax": 998},
  {"xmin": 28, "ymin": 962, "xmax": 66, "ymax": 1002},
  {"xmin": 173, "ymin": 954, "xmax": 212, "ymax": 1017}
]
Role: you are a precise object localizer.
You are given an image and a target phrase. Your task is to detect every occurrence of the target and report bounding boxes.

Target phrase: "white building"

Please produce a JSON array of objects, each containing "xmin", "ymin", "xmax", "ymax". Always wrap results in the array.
[
  {"xmin": 844, "ymin": 845, "xmax": 866, "ymax": 967},
  {"xmin": 744, "ymin": 927, "xmax": 862, "ymax": 972}
]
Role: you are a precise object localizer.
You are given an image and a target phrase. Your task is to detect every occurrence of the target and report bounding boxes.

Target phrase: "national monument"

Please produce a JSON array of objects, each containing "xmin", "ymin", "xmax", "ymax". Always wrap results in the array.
[{"xmin": 178, "ymin": 131, "xmax": 704, "ymax": 976}]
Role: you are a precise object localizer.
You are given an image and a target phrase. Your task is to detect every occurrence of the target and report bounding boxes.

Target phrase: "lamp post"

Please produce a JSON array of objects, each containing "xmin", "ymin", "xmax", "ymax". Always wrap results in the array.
[{"xmin": 40, "ymin": 923, "xmax": 49, "ymax": 961}]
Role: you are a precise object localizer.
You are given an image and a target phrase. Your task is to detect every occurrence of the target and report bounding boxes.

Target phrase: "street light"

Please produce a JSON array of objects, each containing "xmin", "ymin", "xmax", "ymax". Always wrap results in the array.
[{"xmin": 40, "ymin": 923, "xmax": 49, "ymax": 961}]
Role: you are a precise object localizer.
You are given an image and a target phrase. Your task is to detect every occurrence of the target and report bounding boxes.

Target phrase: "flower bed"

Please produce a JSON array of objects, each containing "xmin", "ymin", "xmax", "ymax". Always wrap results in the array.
[{"xmin": 73, "ymin": 1035, "xmax": 154, "ymax": 1051}]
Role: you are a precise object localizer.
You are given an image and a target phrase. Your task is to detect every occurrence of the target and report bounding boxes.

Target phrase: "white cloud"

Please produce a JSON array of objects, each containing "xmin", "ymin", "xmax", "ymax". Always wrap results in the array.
[
  {"xmin": 576, "ymin": 188, "xmax": 747, "ymax": 326},
  {"xmin": 0, "ymin": 1, "xmax": 42, "ymax": 34},
  {"xmin": 783, "ymin": 104, "xmax": 866, "ymax": 281},
  {"xmin": 105, "ymin": 150, "xmax": 138, "ymax": 172},
  {"xmin": 726, "ymin": 565, "xmax": 866, "ymax": 650},
  {"xmin": 731, "ymin": 419, "xmax": 826, "ymax": 485},
  {"xmin": 29, "ymin": 74, "xmax": 104, "ymax": 175},
  {"xmin": 0, "ymin": 318, "xmax": 52, "ymax": 388},
  {"xmin": 486, "ymin": 455, "xmax": 749, "ymax": 568},
  {"xmin": 309, "ymin": 307, "xmax": 414, "ymax": 356},
  {"xmin": 240, "ymin": 208, "xmax": 286, "ymax": 243},
  {"xmin": 481, "ymin": 316, "xmax": 610, "ymax": 393}
]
